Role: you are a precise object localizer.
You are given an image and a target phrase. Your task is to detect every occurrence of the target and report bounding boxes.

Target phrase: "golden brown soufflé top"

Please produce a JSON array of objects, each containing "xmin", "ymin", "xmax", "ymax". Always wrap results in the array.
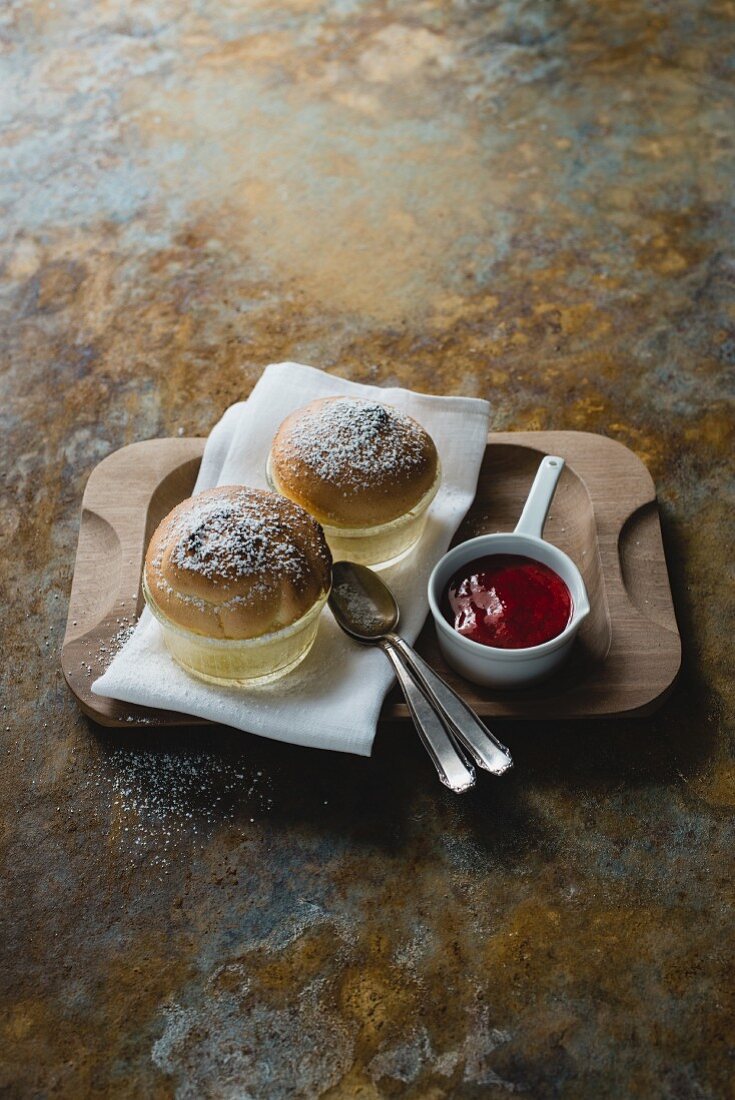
[
  {"xmin": 144, "ymin": 485, "xmax": 332, "ymax": 640},
  {"xmin": 269, "ymin": 396, "xmax": 439, "ymax": 528}
]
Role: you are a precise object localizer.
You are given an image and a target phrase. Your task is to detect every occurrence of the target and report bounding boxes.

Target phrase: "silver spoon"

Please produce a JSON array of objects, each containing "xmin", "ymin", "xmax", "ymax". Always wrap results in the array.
[
  {"xmin": 329, "ymin": 561, "xmax": 513, "ymax": 783},
  {"xmin": 329, "ymin": 562, "xmax": 476, "ymax": 793}
]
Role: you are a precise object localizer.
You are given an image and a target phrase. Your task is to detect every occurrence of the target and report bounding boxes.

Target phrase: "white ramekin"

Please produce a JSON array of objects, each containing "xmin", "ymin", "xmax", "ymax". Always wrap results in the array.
[{"xmin": 427, "ymin": 456, "xmax": 590, "ymax": 688}]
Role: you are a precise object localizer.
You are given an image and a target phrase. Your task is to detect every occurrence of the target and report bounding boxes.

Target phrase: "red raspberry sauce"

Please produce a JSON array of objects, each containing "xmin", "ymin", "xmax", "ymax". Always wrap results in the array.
[{"xmin": 443, "ymin": 554, "xmax": 572, "ymax": 649}]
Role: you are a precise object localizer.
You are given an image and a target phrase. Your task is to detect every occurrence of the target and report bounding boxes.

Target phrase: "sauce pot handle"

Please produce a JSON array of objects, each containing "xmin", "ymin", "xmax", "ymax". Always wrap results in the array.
[{"xmin": 514, "ymin": 455, "xmax": 565, "ymax": 539}]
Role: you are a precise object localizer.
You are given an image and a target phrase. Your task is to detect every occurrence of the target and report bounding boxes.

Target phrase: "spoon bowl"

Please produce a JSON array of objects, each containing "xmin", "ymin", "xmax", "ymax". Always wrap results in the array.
[{"xmin": 330, "ymin": 560, "xmax": 400, "ymax": 641}]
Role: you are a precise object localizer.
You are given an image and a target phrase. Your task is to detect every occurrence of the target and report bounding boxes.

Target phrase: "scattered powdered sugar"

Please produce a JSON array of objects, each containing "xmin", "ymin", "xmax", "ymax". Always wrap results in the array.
[
  {"xmin": 331, "ymin": 580, "xmax": 386, "ymax": 636},
  {"xmin": 108, "ymin": 622, "xmax": 136, "ymax": 658},
  {"xmin": 78, "ymin": 747, "xmax": 275, "ymax": 869},
  {"xmin": 280, "ymin": 398, "xmax": 430, "ymax": 491},
  {"xmin": 79, "ymin": 614, "xmax": 137, "ymax": 678}
]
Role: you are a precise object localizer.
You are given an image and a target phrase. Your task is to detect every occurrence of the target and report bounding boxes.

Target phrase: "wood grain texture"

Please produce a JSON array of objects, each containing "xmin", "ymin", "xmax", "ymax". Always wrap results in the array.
[{"xmin": 61, "ymin": 431, "xmax": 681, "ymax": 728}]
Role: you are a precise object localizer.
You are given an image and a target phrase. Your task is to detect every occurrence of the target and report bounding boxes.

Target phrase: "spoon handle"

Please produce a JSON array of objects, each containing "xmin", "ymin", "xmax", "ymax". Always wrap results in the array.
[
  {"xmin": 389, "ymin": 636, "xmax": 513, "ymax": 776},
  {"xmin": 379, "ymin": 640, "xmax": 476, "ymax": 793}
]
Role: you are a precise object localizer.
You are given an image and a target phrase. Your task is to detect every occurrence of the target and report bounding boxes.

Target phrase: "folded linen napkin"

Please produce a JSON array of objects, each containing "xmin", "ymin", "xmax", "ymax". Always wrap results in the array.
[{"xmin": 92, "ymin": 363, "xmax": 490, "ymax": 756}]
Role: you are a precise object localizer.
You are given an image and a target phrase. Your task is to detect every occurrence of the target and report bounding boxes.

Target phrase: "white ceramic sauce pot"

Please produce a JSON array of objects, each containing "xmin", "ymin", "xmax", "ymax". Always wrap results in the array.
[{"xmin": 427, "ymin": 455, "xmax": 590, "ymax": 688}]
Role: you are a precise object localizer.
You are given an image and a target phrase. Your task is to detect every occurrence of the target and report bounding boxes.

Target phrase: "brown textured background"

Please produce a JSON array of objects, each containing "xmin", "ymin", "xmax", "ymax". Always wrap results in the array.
[{"xmin": 1, "ymin": 1, "xmax": 733, "ymax": 1097}]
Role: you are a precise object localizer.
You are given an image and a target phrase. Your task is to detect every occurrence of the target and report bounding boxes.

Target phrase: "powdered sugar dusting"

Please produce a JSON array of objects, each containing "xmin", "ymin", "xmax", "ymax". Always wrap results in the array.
[
  {"xmin": 79, "ymin": 616, "xmax": 138, "ymax": 679},
  {"xmin": 331, "ymin": 579, "xmax": 386, "ymax": 636},
  {"xmin": 280, "ymin": 399, "xmax": 430, "ymax": 493},
  {"xmin": 167, "ymin": 497, "xmax": 312, "ymax": 589},
  {"xmin": 162, "ymin": 490, "xmax": 323, "ymax": 588}
]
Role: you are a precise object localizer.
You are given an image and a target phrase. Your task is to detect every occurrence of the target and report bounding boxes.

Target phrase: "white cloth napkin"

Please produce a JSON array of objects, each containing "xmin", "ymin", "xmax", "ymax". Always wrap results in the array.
[{"xmin": 92, "ymin": 363, "xmax": 489, "ymax": 756}]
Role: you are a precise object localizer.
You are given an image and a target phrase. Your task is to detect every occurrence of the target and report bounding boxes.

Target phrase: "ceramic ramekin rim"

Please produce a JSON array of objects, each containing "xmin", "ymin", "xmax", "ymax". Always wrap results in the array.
[{"xmin": 427, "ymin": 531, "xmax": 590, "ymax": 662}]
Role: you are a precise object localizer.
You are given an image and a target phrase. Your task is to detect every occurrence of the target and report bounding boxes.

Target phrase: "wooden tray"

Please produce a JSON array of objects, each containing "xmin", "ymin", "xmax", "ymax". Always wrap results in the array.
[{"xmin": 61, "ymin": 432, "xmax": 681, "ymax": 727}]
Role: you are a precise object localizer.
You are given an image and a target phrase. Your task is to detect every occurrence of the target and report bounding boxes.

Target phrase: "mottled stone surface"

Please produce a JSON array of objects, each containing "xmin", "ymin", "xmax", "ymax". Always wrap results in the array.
[{"xmin": 1, "ymin": 0, "xmax": 734, "ymax": 1096}]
